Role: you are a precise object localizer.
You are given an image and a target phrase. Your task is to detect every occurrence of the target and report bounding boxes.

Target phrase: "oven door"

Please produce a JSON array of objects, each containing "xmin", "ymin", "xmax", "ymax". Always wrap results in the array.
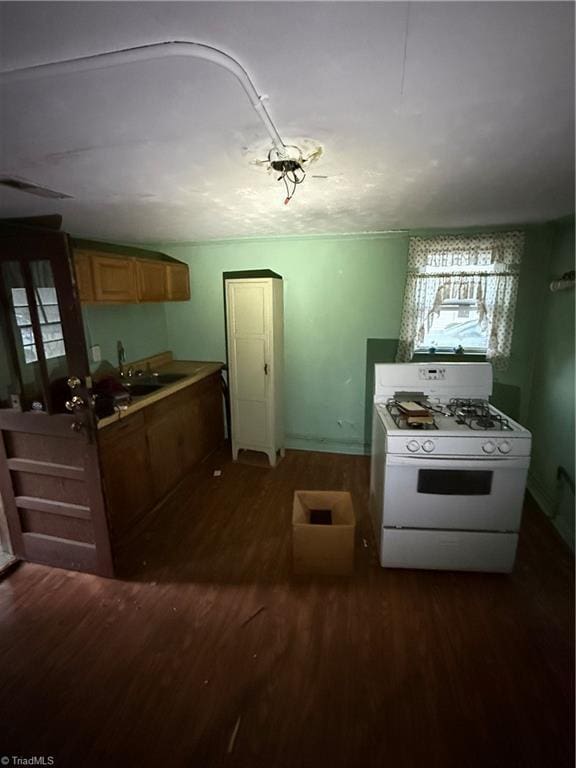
[{"xmin": 383, "ymin": 454, "xmax": 529, "ymax": 532}]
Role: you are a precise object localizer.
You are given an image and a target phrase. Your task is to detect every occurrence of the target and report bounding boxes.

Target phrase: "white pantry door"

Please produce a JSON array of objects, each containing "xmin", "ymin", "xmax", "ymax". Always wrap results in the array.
[{"xmin": 227, "ymin": 280, "xmax": 271, "ymax": 458}]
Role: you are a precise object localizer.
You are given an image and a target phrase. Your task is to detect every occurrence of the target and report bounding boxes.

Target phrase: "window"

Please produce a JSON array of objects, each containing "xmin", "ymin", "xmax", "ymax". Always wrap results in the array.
[
  {"xmin": 11, "ymin": 287, "xmax": 65, "ymax": 363},
  {"xmin": 397, "ymin": 232, "xmax": 524, "ymax": 369}
]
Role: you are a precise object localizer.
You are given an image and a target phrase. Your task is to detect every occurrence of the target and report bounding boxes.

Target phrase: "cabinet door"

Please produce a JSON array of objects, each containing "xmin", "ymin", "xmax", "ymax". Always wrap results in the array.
[
  {"xmin": 92, "ymin": 254, "xmax": 137, "ymax": 303},
  {"xmin": 98, "ymin": 413, "xmax": 153, "ymax": 540},
  {"xmin": 137, "ymin": 259, "xmax": 168, "ymax": 302},
  {"xmin": 227, "ymin": 282, "xmax": 270, "ymax": 448},
  {"xmin": 199, "ymin": 376, "xmax": 225, "ymax": 457},
  {"xmin": 146, "ymin": 408, "xmax": 185, "ymax": 500},
  {"xmin": 180, "ymin": 394, "xmax": 204, "ymax": 470},
  {"xmin": 73, "ymin": 251, "xmax": 95, "ymax": 302},
  {"xmin": 166, "ymin": 263, "xmax": 190, "ymax": 301}
]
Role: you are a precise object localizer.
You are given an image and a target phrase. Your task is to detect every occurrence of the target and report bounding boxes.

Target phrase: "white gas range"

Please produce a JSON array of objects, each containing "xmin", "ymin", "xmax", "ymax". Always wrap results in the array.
[{"xmin": 369, "ymin": 362, "xmax": 531, "ymax": 573}]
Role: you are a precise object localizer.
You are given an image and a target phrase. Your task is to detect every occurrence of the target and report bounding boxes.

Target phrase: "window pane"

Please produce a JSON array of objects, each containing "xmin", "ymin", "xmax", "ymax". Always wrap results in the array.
[
  {"xmin": 19, "ymin": 326, "xmax": 35, "ymax": 346},
  {"xmin": 41, "ymin": 323, "xmax": 64, "ymax": 343},
  {"xmin": 13, "ymin": 305, "xmax": 31, "ymax": 326},
  {"xmin": 43, "ymin": 340, "xmax": 65, "ymax": 359},
  {"xmin": 43, "ymin": 305, "xmax": 61, "ymax": 323},
  {"xmin": 11, "ymin": 287, "xmax": 28, "ymax": 307},
  {"xmin": 35, "ymin": 286, "xmax": 58, "ymax": 305},
  {"xmin": 419, "ymin": 301, "xmax": 488, "ymax": 351},
  {"xmin": 23, "ymin": 344, "xmax": 38, "ymax": 363}
]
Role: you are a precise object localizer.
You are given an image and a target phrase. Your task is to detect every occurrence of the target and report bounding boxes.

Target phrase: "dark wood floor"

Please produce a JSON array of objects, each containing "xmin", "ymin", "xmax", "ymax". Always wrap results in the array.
[{"xmin": 0, "ymin": 448, "xmax": 573, "ymax": 768}]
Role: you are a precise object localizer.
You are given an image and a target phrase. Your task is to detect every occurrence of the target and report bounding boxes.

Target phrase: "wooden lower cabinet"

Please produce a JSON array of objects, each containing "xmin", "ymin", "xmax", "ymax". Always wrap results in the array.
[
  {"xmin": 98, "ymin": 373, "xmax": 223, "ymax": 543},
  {"xmin": 147, "ymin": 405, "xmax": 186, "ymax": 500},
  {"xmin": 98, "ymin": 412, "xmax": 153, "ymax": 540}
]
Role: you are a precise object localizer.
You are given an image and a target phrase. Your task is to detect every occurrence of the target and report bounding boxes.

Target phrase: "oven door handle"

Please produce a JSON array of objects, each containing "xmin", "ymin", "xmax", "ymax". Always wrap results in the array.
[{"xmin": 386, "ymin": 455, "xmax": 530, "ymax": 470}]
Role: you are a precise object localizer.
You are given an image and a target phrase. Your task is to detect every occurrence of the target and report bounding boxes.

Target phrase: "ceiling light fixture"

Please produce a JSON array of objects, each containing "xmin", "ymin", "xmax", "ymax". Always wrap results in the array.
[
  {"xmin": 268, "ymin": 145, "xmax": 306, "ymax": 205},
  {"xmin": 0, "ymin": 41, "xmax": 304, "ymax": 204}
]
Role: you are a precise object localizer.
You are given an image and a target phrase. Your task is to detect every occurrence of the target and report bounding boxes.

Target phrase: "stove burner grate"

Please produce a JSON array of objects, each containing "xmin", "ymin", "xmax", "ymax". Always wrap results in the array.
[
  {"xmin": 386, "ymin": 400, "xmax": 438, "ymax": 430},
  {"xmin": 447, "ymin": 398, "xmax": 511, "ymax": 431}
]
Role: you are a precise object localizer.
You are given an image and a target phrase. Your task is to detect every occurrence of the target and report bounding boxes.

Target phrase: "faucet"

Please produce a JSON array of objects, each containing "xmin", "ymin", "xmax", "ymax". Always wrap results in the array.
[{"xmin": 117, "ymin": 340, "xmax": 126, "ymax": 377}]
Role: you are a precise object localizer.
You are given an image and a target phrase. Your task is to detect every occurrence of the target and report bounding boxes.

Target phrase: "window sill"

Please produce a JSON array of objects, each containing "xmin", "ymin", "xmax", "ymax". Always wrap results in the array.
[{"xmin": 413, "ymin": 351, "xmax": 487, "ymax": 361}]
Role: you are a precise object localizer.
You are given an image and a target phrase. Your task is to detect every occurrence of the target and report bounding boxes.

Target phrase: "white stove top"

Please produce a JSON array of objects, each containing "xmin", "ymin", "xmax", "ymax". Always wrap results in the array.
[
  {"xmin": 375, "ymin": 403, "xmax": 531, "ymax": 457},
  {"xmin": 373, "ymin": 362, "xmax": 532, "ymax": 458}
]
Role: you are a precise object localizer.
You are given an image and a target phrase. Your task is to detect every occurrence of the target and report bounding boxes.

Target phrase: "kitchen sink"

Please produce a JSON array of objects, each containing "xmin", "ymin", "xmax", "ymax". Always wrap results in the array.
[
  {"xmin": 123, "ymin": 382, "xmax": 164, "ymax": 397},
  {"xmin": 153, "ymin": 372, "xmax": 188, "ymax": 384}
]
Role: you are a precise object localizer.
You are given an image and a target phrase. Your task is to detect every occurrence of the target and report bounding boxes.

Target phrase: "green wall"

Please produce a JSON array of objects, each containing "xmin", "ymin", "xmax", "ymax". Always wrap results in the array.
[
  {"xmin": 152, "ymin": 226, "xmax": 550, "ymax": 453},
  {"xmin": 81, "ymin": 303, "xmax": 169, "ymax": 373},
  {"xmin": 525, "ymin": 217, "xmax": 575, "ymax": 550},
  {"xmin": 160, "ymin": 234, "xmax": 408, "ymax": 452}
]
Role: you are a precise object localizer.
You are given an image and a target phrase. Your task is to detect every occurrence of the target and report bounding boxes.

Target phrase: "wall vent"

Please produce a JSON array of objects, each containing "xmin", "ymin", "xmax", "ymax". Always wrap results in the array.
[{"xmin": 0, "ymin": 176, "xmax": 73, "ymax": 199}]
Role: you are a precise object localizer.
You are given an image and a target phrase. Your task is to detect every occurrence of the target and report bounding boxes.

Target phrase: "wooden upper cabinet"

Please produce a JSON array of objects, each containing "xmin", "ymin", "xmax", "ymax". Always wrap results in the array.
[
  {"xmin": 92, "ymin": 254, "xmax": 138, "ymax": 303},
  {"xmin": 70, "ymin": 241, "xmax": 189, "ymax": 304},
  {"xmin": 166, "ymin": 262, "xmax": 190, "ymax": 301},
  {"xmin": 137, "ymin": 259, "xmax": 168, "ymax": 302},
  {"xmin": 73, "ymin": 251, "xmax": 95, "ymax": 302}
]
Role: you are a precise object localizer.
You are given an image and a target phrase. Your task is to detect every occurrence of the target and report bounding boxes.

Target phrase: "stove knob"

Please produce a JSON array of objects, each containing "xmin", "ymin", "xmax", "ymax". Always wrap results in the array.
[
  {"xmin": 422, "ymin": 440, "xmax": 435, "ymax": 453},
  {"xmin": 482, "ymin": 441, "xmax": 496, "ymax": 454},
  {"xmin": 498, "ymin": 441, "xmax": 511, "ymax": 454},
  {"xmin": 407, "ymin": 440, "xmax": 420, "ymax": 452}
]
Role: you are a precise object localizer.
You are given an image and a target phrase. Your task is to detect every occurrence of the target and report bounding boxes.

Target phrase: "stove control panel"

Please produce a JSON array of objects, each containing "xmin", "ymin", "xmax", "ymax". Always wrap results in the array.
[
  {"xmin": 405, "ymin": 439, "xmax": 437, "ymax": 453},
  {"xmin": 418, "ymin": 367, "xmax": 446, "ymax": 381},
  {"xmin": 393, "ymin": 435, "xmax": 531, "ymax": 457}
]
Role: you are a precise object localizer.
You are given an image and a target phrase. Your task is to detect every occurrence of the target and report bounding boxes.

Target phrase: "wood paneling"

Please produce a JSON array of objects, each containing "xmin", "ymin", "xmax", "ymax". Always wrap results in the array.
[
  {"xmin": 20, "ymin": 531, "xmax": 98, "ymax": 572},
  {"xmin": 12, "ymin": 473, "xmax": 89, "ymax": 506},
  {"xmin": 91, "ymin": 254, "xmax": 137, "ymax": 303},
  {"xmin": 6, "ymin": 458, "xmax": 85, "ymax": 480},
  {"xmin": 19, "ymin": 508, "xmax": 94, "ymax": 543},
  {"xmin": 0, "ymin": 450, "xmax": 572, "ymax": 768}
]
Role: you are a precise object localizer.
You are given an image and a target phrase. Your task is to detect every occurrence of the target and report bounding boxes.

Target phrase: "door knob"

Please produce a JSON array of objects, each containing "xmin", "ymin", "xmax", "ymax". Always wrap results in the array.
[
  {"xmin": 65, "ymin": 395, "xmax": 86, "ymax": 412},
  {"xmin": 67, "ymin": 376, "xmax": 82, "ymax": 390}
]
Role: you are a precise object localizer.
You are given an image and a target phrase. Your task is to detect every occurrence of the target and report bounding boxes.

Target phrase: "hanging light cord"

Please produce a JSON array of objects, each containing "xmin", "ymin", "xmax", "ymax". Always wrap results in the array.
[{"xmin": 267, "ymin": 147, "xmax": 306, "ymax": 204}]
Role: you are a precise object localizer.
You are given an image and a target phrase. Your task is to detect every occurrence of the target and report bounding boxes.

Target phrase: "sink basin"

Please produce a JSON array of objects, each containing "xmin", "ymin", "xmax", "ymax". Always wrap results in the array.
[
  {"xmin": 124, "ymin": 382, "xmax": 163, "ymax": 397},
  {"xmin": 153, "ymin": 372, "xmax": 188, "ymax": 384}
]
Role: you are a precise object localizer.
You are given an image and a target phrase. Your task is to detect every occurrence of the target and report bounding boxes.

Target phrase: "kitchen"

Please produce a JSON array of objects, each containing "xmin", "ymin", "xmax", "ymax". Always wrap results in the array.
[{"xmin": 0, "ymin": 3, "xmax": 574, "ymax": 768}]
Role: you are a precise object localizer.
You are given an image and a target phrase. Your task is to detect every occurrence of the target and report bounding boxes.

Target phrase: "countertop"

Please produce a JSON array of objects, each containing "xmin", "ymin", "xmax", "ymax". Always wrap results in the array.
[{"xmin": 96, "ymin": 359, "xmax": 224, "ymax": 430}]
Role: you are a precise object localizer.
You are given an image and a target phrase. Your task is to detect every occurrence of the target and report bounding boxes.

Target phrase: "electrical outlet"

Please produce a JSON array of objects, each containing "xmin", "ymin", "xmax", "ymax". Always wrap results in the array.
[{"xmin": 90, "ymin": 345, "xmax": 101, "ymax": 363}]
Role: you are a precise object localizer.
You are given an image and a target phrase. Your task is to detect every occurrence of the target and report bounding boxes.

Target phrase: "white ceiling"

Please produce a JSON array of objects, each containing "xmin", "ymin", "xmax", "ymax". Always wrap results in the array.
[{"xmin": 0, "ymin": 1, "xmax": 574, "ymax": 243}]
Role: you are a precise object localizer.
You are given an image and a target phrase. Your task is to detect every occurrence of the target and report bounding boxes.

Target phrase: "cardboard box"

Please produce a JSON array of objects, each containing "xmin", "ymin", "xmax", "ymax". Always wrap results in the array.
[{"xmin": 292, "ymin": 490, "xmax": 355, "ymax": 575}]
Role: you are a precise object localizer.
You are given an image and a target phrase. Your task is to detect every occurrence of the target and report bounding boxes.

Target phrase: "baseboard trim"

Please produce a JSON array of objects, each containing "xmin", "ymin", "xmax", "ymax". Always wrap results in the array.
[{"xmin": 286, "ymin": 433, "xmax": 369, "ymax": 456}]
